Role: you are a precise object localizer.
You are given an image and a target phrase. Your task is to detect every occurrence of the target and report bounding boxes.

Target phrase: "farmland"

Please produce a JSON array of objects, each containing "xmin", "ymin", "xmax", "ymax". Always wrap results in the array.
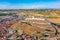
[{"xmin": 0, "ymin": 9, "xmax": 60, "ymax": 40}]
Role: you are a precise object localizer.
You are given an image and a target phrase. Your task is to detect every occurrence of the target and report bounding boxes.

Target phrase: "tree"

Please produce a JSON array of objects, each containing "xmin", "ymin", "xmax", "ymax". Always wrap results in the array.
[{"xmin": 45, "ymin": 18, "xmax": 59, "ymax": 35}]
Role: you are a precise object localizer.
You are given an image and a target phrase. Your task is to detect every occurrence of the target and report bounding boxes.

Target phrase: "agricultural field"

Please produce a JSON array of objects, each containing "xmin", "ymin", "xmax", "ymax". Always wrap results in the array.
[{"xmin": 0, "ymin": 9, "xmax": 60, "ymax": 40}]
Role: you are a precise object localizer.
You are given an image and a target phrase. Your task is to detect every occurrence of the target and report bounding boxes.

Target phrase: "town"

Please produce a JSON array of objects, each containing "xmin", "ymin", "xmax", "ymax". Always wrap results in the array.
[{"xmin": 0, "ymin": 9, "xmax": 60, "ymax": 40}]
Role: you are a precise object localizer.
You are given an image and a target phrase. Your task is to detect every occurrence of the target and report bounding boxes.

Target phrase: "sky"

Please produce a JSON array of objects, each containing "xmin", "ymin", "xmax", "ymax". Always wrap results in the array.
[{"xmin": 0, "ymin": 0, "xmax": 60, "ymax": 9}]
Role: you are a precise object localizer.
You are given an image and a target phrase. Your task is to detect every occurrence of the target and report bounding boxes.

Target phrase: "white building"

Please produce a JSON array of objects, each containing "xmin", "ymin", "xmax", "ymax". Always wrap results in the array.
[{"xmin": 25, "ymin": 16, "xmax": 45, "ymax": 21}]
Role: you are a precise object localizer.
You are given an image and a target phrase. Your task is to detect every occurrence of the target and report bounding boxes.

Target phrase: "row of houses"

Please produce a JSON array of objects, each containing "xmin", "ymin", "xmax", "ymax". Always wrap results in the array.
[{"xmin": 25, "ymin": 16, "xmax": 45, "ymax": 21}]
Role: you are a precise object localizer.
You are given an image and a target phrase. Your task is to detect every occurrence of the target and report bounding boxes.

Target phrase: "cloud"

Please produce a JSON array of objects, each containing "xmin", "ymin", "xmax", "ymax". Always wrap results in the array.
[{"xmin": 0, "ymin": 2, "xmax": 60, "ymax": 9}]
